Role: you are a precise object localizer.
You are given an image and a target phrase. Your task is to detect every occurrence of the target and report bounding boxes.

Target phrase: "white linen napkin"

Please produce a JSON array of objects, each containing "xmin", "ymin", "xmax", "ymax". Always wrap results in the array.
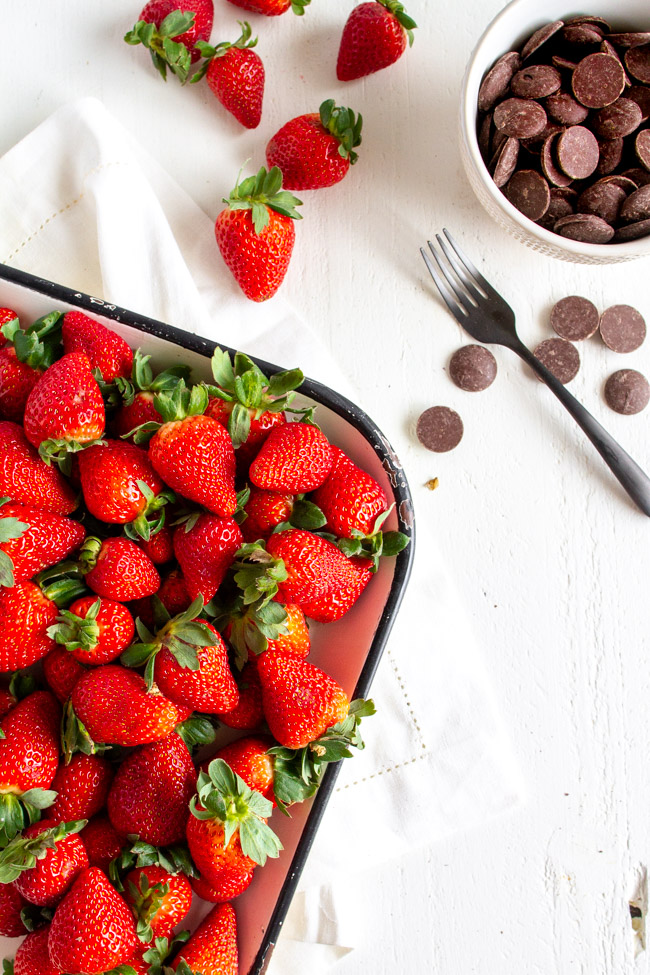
[{"xmin": 0, "ymin": 98, "xmax": 523, "ymax": 970}]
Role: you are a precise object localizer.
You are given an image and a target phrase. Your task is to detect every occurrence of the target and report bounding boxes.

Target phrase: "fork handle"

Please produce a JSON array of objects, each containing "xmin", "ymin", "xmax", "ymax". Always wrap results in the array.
[{"xmin": 514, "ymin": 343, "xmax": 650, "ymax": 517}]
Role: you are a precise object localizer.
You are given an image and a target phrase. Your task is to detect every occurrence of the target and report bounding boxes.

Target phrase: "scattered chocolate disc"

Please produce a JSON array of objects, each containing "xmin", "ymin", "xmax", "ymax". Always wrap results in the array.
[
  {"xmin": 521, "ymin": 20, "xmax": 564, "ymax": 61},
  {"xmin": 599, "ymin": 304, "xmax": 646, "ymax": 352},
  {"xmin": 592, "ymin": 98, "xmax": 643, "ymax": 140},
  {"xmin": 556, "ymin": 125, "xmax": 600, "ymax": 179},
  {"xmin": 554, "ymin": 212, "xmax": 615, "ymax": 243},
  {"xmin": 533, "ymin": 337, "xmax": 581, "ymax": 383},
  {"xmin": 504, "ymin": 169, "xmax": 550, "ymax": 220},
  {"xmin": 545, "ymin": 91, "xmax": 589, "ymax": 125},
  {"xmin": 416, "ymin": 407, "xmax": 464, "ymax": 453},
  {"xmin": 490, "ymin": 136, "xmax": 519, "ymax": 188},
  {"xmin": 635, "ymin": 129, "xmax": 650, "ymax": 170},
  {"xmin": 493, "ymin": 97, "xmax": 547, "ymax": 138},
  {"xmin": 614, "ymin": 217, "xmax": 650, "ymax": 241},
  {"xmin": 625, "ymin": 43, "xmax": 650, "ymax": 84},
  {"xmin": 550, "ymin": 295, "xmax": 600, "ymax": 341},
  {"xmin": 620, "ymin": 183, "xmax": 650, "ymax": 222},
  {"xmin": 448, "ymin": 345, "xmax": 498, "ymax": 392},
  {"xmin": 572, "ymin": 53, "xmax": 626, "ymax": 108},
  {"xmin": 577, "ymin": 180, "xmax": 626, "ymax": 224},
  {"xmin": 478, "ymin": 52, "xmax": 521, "ymax": 113},
  {"xmin": 604, "ymin": 368, "xmax": 650, "ymax": 414},
  {"xmin": 511, "ymin": 64, "xmax": 562, "ymax": 99}
]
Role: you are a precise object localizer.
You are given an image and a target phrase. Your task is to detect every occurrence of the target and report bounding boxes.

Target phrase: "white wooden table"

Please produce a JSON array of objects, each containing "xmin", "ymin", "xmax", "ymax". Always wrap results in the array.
[{"xmin": 3, "ymin": 1, "xmax": 650, "ymax": 972}]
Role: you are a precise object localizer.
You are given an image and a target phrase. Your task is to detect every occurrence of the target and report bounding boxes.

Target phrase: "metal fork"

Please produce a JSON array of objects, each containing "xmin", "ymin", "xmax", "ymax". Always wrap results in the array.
[{"xmin": 421, "ymin": 229, "xmax": 650, "ymax": 518}]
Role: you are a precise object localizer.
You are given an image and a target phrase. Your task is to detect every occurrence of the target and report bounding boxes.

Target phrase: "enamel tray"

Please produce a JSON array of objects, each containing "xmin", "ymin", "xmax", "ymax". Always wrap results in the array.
[{"xmin": 0, "ymin": 262, "xmax": 415, "ymax": 975}]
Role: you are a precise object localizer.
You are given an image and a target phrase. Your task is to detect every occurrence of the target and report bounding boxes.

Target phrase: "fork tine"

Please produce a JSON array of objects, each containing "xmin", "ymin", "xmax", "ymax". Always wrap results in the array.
[
  {"xmin": 426, "ymin": 241, "xmax": 475, "ymax": 313},
  {"xmin": 420, "ymin": 247, "xmax": 467, "ymax": 321},
  {"xmin": 442, "ymin": 229, "xmax": 497, "ymax": 297},
  {"xmin": 436, "ymin": 234, "xmax": 485, "ymax": 301}
]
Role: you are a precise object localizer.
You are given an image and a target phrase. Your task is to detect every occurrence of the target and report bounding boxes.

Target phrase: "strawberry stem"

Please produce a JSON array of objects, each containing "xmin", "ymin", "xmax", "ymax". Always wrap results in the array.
[
  {"xmin": 376, "ymin": 0, "xmax": 417, "ymax": 43},
  {"xmin": 319, "ymin": 100, "xmax": 363, "ymax": 164},
  {"xmin": 224, "ymin": 166, "xmax": 303, "ymax": 234}
]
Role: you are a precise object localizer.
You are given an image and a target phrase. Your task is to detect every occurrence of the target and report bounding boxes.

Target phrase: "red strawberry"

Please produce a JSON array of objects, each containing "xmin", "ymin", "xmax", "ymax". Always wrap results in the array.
[
  {"xmin": 81, "ymin": 536, "xmax": 160, "ymax": 600},
  {"xmin": 266, "ymin": 99, "xmax": 363, "ymax": 191},
  {"xmin": 190, "ymin": 871, "xmax": 229, "ymax": 903},
  {"xmin": 110, "ymin": 347, "xmax": 191, "ymax": 440},
  {"xmin": 49, "ymin": 754, "xmax": 115, "ymax": 824},
  {"xmin": 0, "ymin": 311, "xmax": 63, "ymax": 423},
  {"xmin": 301, "ymin": 555, "xmax": 373, "ymax": 622},
  {"xmin": 250, "ymin": 422, "xmax": 333, "ymax": 493},
  {"xmin": 266, "ymin": 602, "xmax": 310, "ymax": 656},
  {"xmin": 223, "ymin": 600, "xmax": 309, "ymax": 662},
  {"xmin": 137, "ymin": 524, "xmax": 174, "ymax": 563},
  {"xmin": 0, "ymin": 582, "xmax": 57, "ymax": 671},
  {"xmin": 62, "ymin": 311, "xmax": 133, "ymax": 382},
  {"xmin": 107, "ymin": 732, "xmax": 196, "ymax": 846},
  {"xmin": 77, "ymin": 439, "xmax": 169, "ymax": 538},
  {"xmin": 0, "ymin": 347, "xmax": 42, "ymax": 422},
  {"xmin": 257, "ymin": 650, "xmax": 348, "ymax": 748},
  {"xmin": 154, "ymin": 621, "xmax": 239, "ymax": 713},
  {"xmin": 212, "ymin": 735, "xmax": 275, "ymax": 802},
  {"xmin": 337, "ymin": 0, "xmax": 417, "ymax": 81},
  {"xmin": 216, "ymin": 659, "xmax": 264, "ymax": 730},
  {"xmin": 227, "ymin": 0, "xmax": 308, "ymax": 13},
  {"xmin": 0, "ymin": 307, "xmax": 19, "ymax": 345},
  {"xmin": 197, "ymin": 22, "xmax": 264, "ymax": 129},
  {"xmin": 127, "ymin": 0, "xmax": 215, "ymax": 81},
  {"xmin": 123, "ymin": 864, "xmax": 192, "ymax": 941},
  {"xmin": 173, "ymin": 513, "xmax": 242, "ymax": 603},
  {"xmin": 13, "ymin": 925, "xmax": 61, "ymax": 975},
  {"xmin": 131, "ymin": 567, "xmax": 191, "ymax": 629},
  {"xmin": 265, "ymin": 529, "xmax": 353, "ymax": 604},
  {"xmin": 215, "ymin": 166, "xmax": 302, "ymax": 302},
  {"xmin": 22, "ymin": 352, "xmax": 105, "ymax": 460},
  {"xmin": 43, "ymin": 646, "xmax": 87, "ymax": 703},
  {"xmin": 240, "ymin": 488, "xmax": 294, "ymax": 542},
  {"xmin": 113, "ymin": 390, "xmax": 159, "ymax": 439},
  {"xmin": 0, "ymin": 882, "xmax": 28, "ymax": 938},
  {"xmin": 48, "ymin": 595, "xmax": 135, "ymax": 665},
  {"xmin": 79, "ymin": 816, "xmax": 126, "ymax": 872},
  {"xmin": 7, "ymin": 820, "xmax": 89, "ymax": 908},
  {"xmin": 71, "ymin": 665, "xmax": 185, "ymax": 747},
  {"xmin": 186, "ymin": 815, "xmax": 256, "ymax": 900},
  {"xmin": 312, "ymin": 445, "xmax": 387, "ymax": 536},
  {"xmin": 171, "ymin": 902, "xmax": 238, "ymax": 975},
  {"xmin": 0, "ymin": 502, "xmax": 85, "ymax": 586},
  {"xmin": 0, "ymin": 421, "xmax": 77, "ymax": 515},
  {"xmin": 47, "ymin": 867, "xmax": 140, "ymax": 974}
]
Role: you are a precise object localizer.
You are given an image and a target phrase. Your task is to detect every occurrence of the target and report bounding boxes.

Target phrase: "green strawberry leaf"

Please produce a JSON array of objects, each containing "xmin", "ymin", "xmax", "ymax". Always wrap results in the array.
[
  {"xmin": 0, "ymin": 819, "xmax": 86, "ymax": 883},
  {"xmin": 0, "ymin": 552, "xmax": 16, "ymax": 589},
  {"xmin": 290, "ymin": 499, "xmax": 326, "ymax": 531},
  {"xmin": 175, "ymin": 714, "xmax": 217, "ymax": 750}
]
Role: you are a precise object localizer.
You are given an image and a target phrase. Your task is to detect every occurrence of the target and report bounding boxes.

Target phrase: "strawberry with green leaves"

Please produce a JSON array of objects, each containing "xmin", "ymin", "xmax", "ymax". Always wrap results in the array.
[
  {"xmin": 210, "ymin": 735, "xmax": 275, "ymax": 803},
  {"xmin": 132, "ymin": 568, "xmax": 191, "ymax": 630},
  {"xmin": 173, "ymin": 513, "xmax": 243, "ymax": 604},
  {"xmin": 1, "ymin": 820, "xmax": 88, "ymax": 907},
  {"xmin": 123, "ymin": 864, "xmax": 193, "ymax": 942},
  {"xmin": 192, "ymin": 22, "xmax": 264, "ymax": 129},
  {"xmin": 240, "ymin": 488, "xmax": 294, "ymax": 542},
  {"xmin": 337, "ymin": 0, "xmax": 417, "ymax": 81},
  {"xmin": 249, "ymin": 422, "xmax": 333, "ymax": 493},
  {"xmin": 227, "ymin": 0, "xmax": 310, "ymax": 15},
  {"xmin": 312, "ymin": 446, "xmax": 387, "ymax": 536},
  {"xmin": 0, "ymin": 421, "xmax": 77, "ymax": 516},
  {"xmin": 49, "ymin": 754, "xmax": 114, "ymax": 825},
  {"xmin": 125, "ymin": 1, "xmax": 214, "ymax": 81},
  {"xmin": 0, "ymin": 501, "xmax": 85, "ymax": 588},
  {"xmin": 61, "ymin": 311, "xmax": 133, "ymax": 383},
  {"xmin": 0, "ymin": 312, "xmax": 63, "ymax": 423},
  {"xmin": 138, "ymin": 524, "xmax": 174, "ymax": 564},
  {"xmin": 265, "ymin": 529, "xmax": 355, "ymax": 604},
  {"xmin": 48, "ymin": 595, "xmax": 135, "ymax": 666},
  {"xmin": 80, "ymin": 536, "xmax": 160, "ymax": 601},
  {"xmin": 171, "ymin": 902, "xmax": 238, "ymax": 975},
  {"xmin": 266, "ymin": 99, "xmax": 363, "ymax": 191},
  {"xmin": 109, "ymin": 348, "xmax": 191, "ymax": 441},
  {"xmin": 215, "ymin": 166, "xmax": 303, "ymax": 302},
  {"xmin": 0, "ymin": 307, "xmax": 19, "ymax": 346}
]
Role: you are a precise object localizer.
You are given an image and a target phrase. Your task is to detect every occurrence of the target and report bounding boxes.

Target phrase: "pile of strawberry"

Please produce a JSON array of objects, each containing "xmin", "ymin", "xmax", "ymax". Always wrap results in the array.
[
  {"xmin": 0, "ymin": 306, "xmax": 408, "ymax": 974},
  {"xmin": 124, "ymin": 0, "xmax": 417, "ymax": 302}
]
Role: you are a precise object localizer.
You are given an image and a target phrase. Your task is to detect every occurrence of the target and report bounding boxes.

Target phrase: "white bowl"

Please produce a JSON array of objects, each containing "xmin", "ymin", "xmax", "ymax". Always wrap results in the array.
[{"xmin": 459, "ymin": 0, "xmax": 650, "ymax": 264}]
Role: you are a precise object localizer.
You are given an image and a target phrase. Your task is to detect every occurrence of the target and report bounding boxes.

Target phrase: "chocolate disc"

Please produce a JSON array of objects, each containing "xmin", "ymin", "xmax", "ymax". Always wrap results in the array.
[
  {"xmin": 511, "ymin": 64, "xmax": 562, "ymax": 99},
  {"xmin": 552, "ymin": 56, "xmax": 578, "ymax": 71},
  {"xmin": 504, "ymin": 169, "xmax": 551, "ymax": 220},
  {"xmin": 572, "ymin": 53, "xmax": 625, "ymax": 108},
  {"xmin": 554, "ymin": 213, "xmax": 615, "ymax": 243},
  {"xmin": 521, "ymin": 21, "xmax": 564, "ymax": 61},
  {"xmin": 614, "ymin": 217, "xmax": 650, "ymax": 241},
  {"xmin": 599, "ymin": 304, "xmax": 646, "ymax": 352},
  {"xmin": 546, "ymin": 91, "xmax": 589, "ymax": 125},
  {"xmin": 601, "ymin": 174, "xmax": 638, "ymax": 193},
  {"xmin": 562, "ymin": 23, "xmax": 604, "ymax": 46},
  {"xmin": 608, "ymin": 32, "xmax": 650, "ymax": 48},
  {"xmin": 538, "ymin": 187, "xmax": 576, "ymax": 229},
  {"xmin": 565, "ymin": 15, "xmax": 610, "ymax": 32},
  {"xmin": 592, "ymin": 98, "xmax": 643, "ymax": 140},
  {"xmin": 533, "ymin": 337, "xmax": 580, "ymax": 383},
  {"xmin": 577, "ymin": 180, "xmax": 626, "ymax": 224},
  {"xmin": 620, "ymin": 184, "xmax": 650, "ymax": 223},
  {"xmin": 448, "ymin": 345, "xmax": 498, "ymax": 392},
  {"xmin": 635, "ymin": 129, "xmax": 650, "ymax": 171},
  {"xmin": 493, "ymin": 98, "xmax": 548, "ymax": 138},
  {"xmin": 556, "ymin": 126, "xmax": 600, "ymax": 179},
  {"xmin": 596, "ymin": 137, "xmax": 624, "ymax": 175},
  {"xmin": 621, "ymin": 166, "xmax": 650, "ymax": 186},
  {"xmin": 541, "ymin": 133, "xmax": 574, "ymax": 187},
  {"xmin": 416, "ymin": 407, "xmax": 464, "ymax": 453},
  {"xmin": 627, "ymin": 85, "xmax": 650, "ymax": 122},
  {"xmin": 604, "ymin": 369, "xmax": 650, "ymax": 414},
  {"xmin": 478, "ymin": 51, "xmax": 521, "ymax": 113},
  {"xmin": 550, "ymin": 295, "xmax": 600, "ymax": 340},
  {"xmin": 490, "ymin": 137, "xmax": 520, "ymax": 188},
  {"xmin": 600, "ymin": 40, "xmax": 630, "ymax": 85},
  {"xmin": 625, "ymin": 43, "xmax": 650, "ymax": 84}
]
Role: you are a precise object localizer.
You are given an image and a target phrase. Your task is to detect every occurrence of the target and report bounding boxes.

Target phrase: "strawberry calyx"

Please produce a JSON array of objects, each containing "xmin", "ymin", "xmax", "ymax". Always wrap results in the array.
[
  {"xmin": 224, "ymin": 166, "xmax": 303, "ymax": 235},
  {"xmin": 124, "ymin": 10, "xmax": 197, "ymax": 83},
  {"xmin": 144, "ymin": 932, "xmax": 191, "ymax": 975},
  {"xmin": 174, "ymin": 712, "xmax": 218, "ymax": 751},
  {"xmin": 1, "ymin": 310, "xmax": 63, "ymax": 371},
  {"xmin": 327, "ymin": 506, "xmax": 410, "ymax": 572},
  {"xmin": 129, "ymin": 381, "xmax": 209, "ymax": 445},
  {"xmin": 0, "ymin": 819, "xmax": 87, "ymax": 883},
  {"xmin": 271, "ymin": 494, "xmax": 326, "ymax": 533},
  {"xmin": 207, "ymin": 593, "xmax": 288, "ymax": 667},
  {"xmin": 0, "ymin": 790, "xmax": 59, "ymax": 849},
  {"xmin": 38, "ymin": 436, "xmax": 106, "ymax": 476},
  {"xmin": 99, "ymin": 348, "xmax": 191, "ymax": 410},
  {"xmin": 208, "ymin": 346, "xmax": 304, "ymax": 447},
  {"xmin": 191, "ymin": 22, "xmax": 258, "ymax": 84},
  {"xmin": 123, "ymin": 481, "xmax": 176, "ymax": 543},
  {"xmin": 270, "ymin": 698, "xmax": 376, "ymax": 812},
  {"xmin": 290, "ymin": 0, "xmax": 311, "ymax": 14},
  {"xmin": 36, "ymin": 561, "xmax": 89, "ymax": 609},
  {"xmin": 110, "ymin": 840, "xmax": 197, "ymax": 893},
  {"xmin": 126, "ymin": 872, "xmax": 171, "ymax": 944},
  {"xmin": 19, "ymin": 903, "xmax": 55, "ymax": 932},
  {"xmin": 319, "ymin": 99, "xmax": 363, "ymax": 164},
  {"xmin": 228, "ymin": 541, "xmax": 288, "ymax": 609},
  {"xmin": 47, "ymin": 596, "xmax": 103, "ymax": 653},
  {"xmin": 0, "ymin": 497, "xmax": 30, "ymax": 588},
  {"xmin": 190, "ymin": 758, "xmax": 282, "ymax": 866},
  {"xmin": 376, "ymin": 0, "xmax": 418, "ymax": 43}
]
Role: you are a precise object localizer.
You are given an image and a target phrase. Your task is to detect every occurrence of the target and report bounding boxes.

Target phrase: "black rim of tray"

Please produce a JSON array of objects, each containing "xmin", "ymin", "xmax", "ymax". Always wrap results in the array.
[{"xmin": 0, "ymin": 262, "xmax": 416, "ymax": 975}]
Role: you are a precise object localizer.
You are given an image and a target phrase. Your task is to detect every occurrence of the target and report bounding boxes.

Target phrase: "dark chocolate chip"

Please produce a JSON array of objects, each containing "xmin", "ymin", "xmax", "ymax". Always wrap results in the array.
[
  {"xmin": 493, "ymin": 97, "xmax": 548, "ymax": 138},
  {"xmin": 511, "ymin": 64, "xmax": 562, "ymax": 99},
  {"xmin": 572, "ymin": 53, "xmax": 626, "ymax": 108},
  {"xmin": 621, "ymin": 166, "xmax": 650, "ymax": 186},
  {"xmin": 627, "ymin": 85, "xmax": 650, "ymax": 122},
  {"xmin": 620, "ymin": 183, "xmax": 650, "ymax": 222},
  {"xmin": 592, "ymin": 98, "xmax": 643, "ymax": 140},
  {"xmin": 604, "ymin": 369, "xmax": 650, "ymax": 414},
  {"xmin": 562, "ymin": 23, "xmax": 604, "ymax": 46},
  {"xmin": 478, "ymin": 112, "xmax": 493, "ymax": 158},
  {"xmin": 601, "ymin": 174, "xmax": 638, "ymax": 192},
  {"xmin": 550, "ymin": 295, "xmax": 600, "ymax": 341},
  {"xmin": 538, "ymin": 188, "xmax": 576, "ymax": 229},
  {"xmin": 599, "ymin": 305, "xmax": 646, "ymax": 352},
  {"xmin": 614, "ymin": 217, "xmax": 650, "ymax": 241},
  {"xmin": 635, "ymin": 129, "xmax": 650, "ymax": 170},
  {"xmin": 448, "ymin": 345, "xmax": 498, "ymax": 392},
  {"xmin": 552, "ymin": 56, "xmax": 579, "ymax": 71},
  {"xmin": 504, "ymin": 169, "xmax": 551, "ymax": 220},
  {"xmin": 541, "ymin": 133, "xmax": 573, "ymax": 187},
  {"xmin": 533, "ymin": 337, "xmax": 580, "ymax": 383},
  {"xmin": 556, "ymin": 126, "xmax": 600, "ymax": 179},
  {"xmin": 545, "ymin": 91, "xmax": 589, "ymax": 125},
  {"xmin": 565, "ymin": 15, "xmax": 610, "ymax": 32},
  {"xmin": 577, "ymin": 181, "xmax": 626, "ymax": 224},
  {"xmin": 554, "ymin": 212, "xmax": 615, "ymax": 243},
  {"xmin": 600, "ymin": 39, "xmax": 631, "ymax": 85},
  {"xmin": 490, "ymin": 137, "xmax": 520, "ymax": 188},
  {"xmin": 608, "ymin": 32, "xmax": 650, "ymax": 48},
  {"xmin": 416, "ymin": 407, "xmax": 464, "ymax": 452},
  {"xmin": 478, "ymin": 51, "xmax": 522, "ymax": 113},
  {"xmin": 596, "ymin": 137, "xmax": 624, "ymax": 175},
  {"xmin": 521, "ymin": 21, "xmax": 564, "ymax": 61},
  {"xmin": 625, "ymin": 43, "xmax": 650, "ymax": 84}
]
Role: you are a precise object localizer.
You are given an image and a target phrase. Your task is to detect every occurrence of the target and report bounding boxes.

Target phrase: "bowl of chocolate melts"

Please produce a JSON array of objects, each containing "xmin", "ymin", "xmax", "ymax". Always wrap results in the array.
[{"xmin": 460, "ymin": 0, "xmax": 650, "ymax": 263}]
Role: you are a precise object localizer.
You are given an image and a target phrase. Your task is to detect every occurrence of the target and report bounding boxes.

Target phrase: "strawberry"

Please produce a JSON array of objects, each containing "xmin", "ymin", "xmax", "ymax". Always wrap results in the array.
[
  {"xmin": 0, "ymin": 307, "xmax": 19, "ymax": 346},
  {"xmin": 79, "ymin": 815, "xmax": 126, "ymax": 872},
  {"xmin": 0, "ymin": 349, "xmax": 42, "ymax": 423},
  {"xmin": 107, "ymin": 732, "xmax": 196, "ymax": 846},
  {"xmin": 171, "ymin": 902, "xmax": 238, "ymax": 975},
  {"xmin": 266, "ymin": 602, "xmax": 310, "ymax": 655},
  {"xmin": 123, "ymin": 864, "xmax": 192, "ymax": 941},
  {"xmin": 48, "ymin": 595, "xmax": 135, "ymax": 665},
  {"xmin": 0, "ymin": 882, "xmax": 29, "ymax": 938},
  {"xmin": 0, "ymin": 691, "xmax": 61, "ymax": 844},
  {"xmin": 42, "ymin": 646, "xmax": 87, "ymax": 703},
  {"xmin": 222, "ymin": 599, "xmax": 309, "ymax": 662},
  {"xmin": 12, "ymin": 925, "xmax": 61, "ymax": 975},
  {"xmin": 249, "ymin": 422, "xmax": 333, "ymax": 493},
  {"xmin": 215, "ymin": 166, "xmax": 303, "ymax": 302},
  {"xmin": 337, "ymin": 0, "xmax": 417, "ymax": 81},
  {"xmin": 22, "ymin": 352, "xmax": 105, "ymax": 469},
  {"xmin": 131, "ymin": 567, "xmax": 191, "ymax": 629},
  {"xmin": 77, "ymin": 440, "xmax": 171, "ymax": 540},
  {"xmin": 301, "ymin": 555, "xmax": 373, "ymax": 622},
  {"xmin": 196, "ymin": 23, "xmax": 264, "ymax": 129},
  {"xmin": 0, "ymin": 311, "xmax": 63, "ymax": 423},
  {"xmin": 265, "ymin": 529, "xmax": 355, "ymax": 604},
  {"xmin": 126, "ymin": 0, "xmax": 215, "ymax": 80},
  {"xmin": 2, "ymin": 820, "xmax": 88, "ymax": 908},
  {"xmin": 173, "ymin": 513, "xmax": 242, "ymax": 603},
  {"xmin": 113, "ymin": 390, "xmax": 160, "ymax": 439},
  {"xmin": 211, "ymin": 735, "xmax": 275, "ymax": 802},
  {"xmin": 109, "ymin": 347, "xmax": 191, "ymax": 440},
  {"xmin": 137, "ymin": 524, "xmax": 174, "ymax": 564},
  {"xmin": 311, "ymin": 446, "xmax": 386, "ymax": 534},
  {"xmin": 240, "ymin": 488, "xmax": 294, "ymax": 542},
  {"xmin": 266, "ymin": 99, "xmax": 363, "ymax": 191},
  {"xmin": 227, "ymin": 0, "xmax": 309, "ymax": 15},
  {"xmin": 0, "ymin": 582, "xmax": 58, "ymax": 672},
  {"xmin": 257, "ymin": 650, "xmax": 349, "ymax": 748},
  {"xmin": 49, "ymin": 754, "xmax": 114, "ymax": 824},
  {"xmin": 190, "ymin": 871, "xmax": 228, "ymax": 902},
  {"xmin": 0, "ymin": 502, "xmax": 85, "ymax": 587},
  {"xmin": 153, "ymin": 621, "xmax": 239, "ymax": 713},
  {"xmin": 70, "ymin": 665, "xmax": 185, "ymax": 747},
  {"xmin": 80, "ymin": 536, "xmax": 160, "ymax": 600},
  {"xmin": 216, "ymin": 659, "xmax": 264, "ymax": 730},
  {"xmin": 0, "ymin": 421, "xmax": 77, "ymax": 515},
  {"xmin": 61, "ymin": 311, "xmax": 133, "ymax": 382},
  {"xmin": 47, "ymin": 866, "xmax": 140, "ymax": 974}
]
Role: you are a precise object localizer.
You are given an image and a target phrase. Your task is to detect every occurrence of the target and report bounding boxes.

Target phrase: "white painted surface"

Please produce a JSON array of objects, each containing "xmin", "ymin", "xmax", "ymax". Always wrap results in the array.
[{"xmin": 2, "ymin": 1, "xmax": 650, "ymax": 973}]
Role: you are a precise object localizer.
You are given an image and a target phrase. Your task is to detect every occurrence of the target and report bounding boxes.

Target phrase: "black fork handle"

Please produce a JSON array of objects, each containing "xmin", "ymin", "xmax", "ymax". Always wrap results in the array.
[{"xmin": 514, "ymin": 342, "xmax": 650, "ymax": 518}]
